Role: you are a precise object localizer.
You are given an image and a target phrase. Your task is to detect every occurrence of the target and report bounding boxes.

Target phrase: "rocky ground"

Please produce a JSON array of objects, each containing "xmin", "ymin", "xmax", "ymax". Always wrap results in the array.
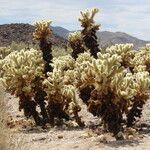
[{"xmin": 5, "ymin": 93, "xmax": 150, "ymax": 150}]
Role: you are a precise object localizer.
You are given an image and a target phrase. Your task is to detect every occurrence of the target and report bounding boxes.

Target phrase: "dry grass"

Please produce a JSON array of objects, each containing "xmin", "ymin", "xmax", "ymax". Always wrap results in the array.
[
  {"xmin": 0, "ymin": 85, "xmax": 28, "ymax": 150},
  {"xmin": 52, "ymin": 46, "xmax": 72, "ymax": 57},
  {"xmin": 0, "ymin": 85, "xmax": 7, "ymax": 150}
]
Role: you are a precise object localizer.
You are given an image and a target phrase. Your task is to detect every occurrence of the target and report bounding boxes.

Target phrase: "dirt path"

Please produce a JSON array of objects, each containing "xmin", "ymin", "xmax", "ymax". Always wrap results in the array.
[{"xmin": 5, "ymin": 93, "xmax": 150, "ymax": 150}]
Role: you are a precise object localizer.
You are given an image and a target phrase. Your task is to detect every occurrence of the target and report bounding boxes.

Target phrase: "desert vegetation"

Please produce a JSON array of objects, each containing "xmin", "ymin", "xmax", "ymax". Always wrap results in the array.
[
  {"xmin": 0, "ymin": 8, "xmax": 150, "ymax": 146},
  {"xmin": 0, "ymin": 84, "xmax": 28, "ymax": 150}
]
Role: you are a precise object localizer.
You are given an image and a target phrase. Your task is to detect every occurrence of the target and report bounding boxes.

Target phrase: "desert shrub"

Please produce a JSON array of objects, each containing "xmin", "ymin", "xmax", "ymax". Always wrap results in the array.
[
  {"xmin": 72, "ymin": 50, "xmax": 149, "ymax": 139},
  {"xmin": 0, "ymin": 85, "xmax": 7, "ymax": 150},
  {"xmin": 67, "ymin": 8, "xmax": 150, "ymax": 139},
  {"xmin": 79, "ymin": 8, "xmax": 100, "ymax": 58},
  {"xmin": 10, "ymin": 41, "xmax": 39, "ymax": 51},
  {"xmin": 0, "ymin": 46, "xmax": 12, "ymax": 60},
  {"xmin": 10, "ymin": 41, "xmax": 29, "ymax": 51},
  {"xmin": 68, "ymin": 8, "xmax": 100, "ymax": 59},
  {"xmin": 1, "ymin": 8, "xmax": 150, "ymax": 140},
  {"xmin": 52, "ymin": 45, "xmax": 71, "ymax": 57},
  {"xmin": 132, "ymin": 44, "xmax": 150, "ymax": 73},
  {"xmin": 43, "ymin": 55, "xmax": 84, "ymax": 126},
  {"xmin": 1, "ymin": 48, "xmax": 44, "ymax": 125},
  {"xmin": 68, "ymin": 31, "xmax": 86, "ymax": 59},
  {"xmin": 0, "ymin": 84, "xmax": 28, "ymax": 150},
  {"xmin": 105, "ymin": 43, "xmax": 135, "ymax": 69}
]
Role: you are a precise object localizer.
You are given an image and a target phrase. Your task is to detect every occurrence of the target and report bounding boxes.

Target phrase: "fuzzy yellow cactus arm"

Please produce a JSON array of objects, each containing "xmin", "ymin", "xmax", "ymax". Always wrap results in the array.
[
  {"xmin": 33, "ymin": 20, "xmax": 53, "ymax": 74},
  {"xmin": 132, "ymin": 44, "xmax": 150, "ymax": 73},
  {"xmin": 0, "ymin": 47, "xmax": 12, "ymax": 60},
  {"xmin": 1, "ymin": 49, "xmax": 44, "ymax": 96},
  {"xmin": 43, "ymin": 61, "xmax": 84, "ymax": 126},
  {"xmin": 79, "ymin": 8, "xmax": 100, "ymax": 58},
  {"xmin": 106, "ymin": 44, "xmax": 135, "ymax": 69},
  {"xmin": 133, "ymin": 71, "xmax": 150, "ymax": 93},
  {"xmin": 79, "ymin": 8, "xmax": 100, "ymax": 30},
  {"xmin": 72, "ymin": 52, "xmax": 94, "ymax": 88},
  {"xmin": 32, "ymin": 20, "xmax": 54, "ymax": 125},
  {"xmin": 50, "ymin": 54, "xmax": 78, "ymax": 86},
  {"xmin": 68, "ymin": 31, "xmax": 86, "ymax": 59},
  {"xmin": 79, "ymin": 52, "xmax": 123, "ymax": 91},
  {"xmin": 33, "ymin": 20, "xmax": 52, "ymax": 40},
  {"xmin": 126, "ymin": 71, "xmax": 150, "ymax": 127},
  {"xmin": 75, "ymin": 51, "xmax": 137, "ymax": 137},
  {"xmin": 51, "ymin": 54, "xmax": 75, "ymax": 71},
  {"xmin": 1, "ymin": 48, "xmax": 44, "ymax": 125}
]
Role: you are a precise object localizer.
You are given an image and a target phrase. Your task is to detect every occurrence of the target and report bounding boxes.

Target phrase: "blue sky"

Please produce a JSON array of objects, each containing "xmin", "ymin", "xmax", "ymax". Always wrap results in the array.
[{"xmin": 0, "ymin": 0, "xmax": 150, "ymax": 40}]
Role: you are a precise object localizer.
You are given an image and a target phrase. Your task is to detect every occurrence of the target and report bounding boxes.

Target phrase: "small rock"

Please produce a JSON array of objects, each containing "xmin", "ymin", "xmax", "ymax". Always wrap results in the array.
[
  {"xmin": 138, "ymin": 134, "xmax": 144, "ymax": 139},
  {"xmin": 96, "ymin": 135, "xmax": 108, "ymax": 143},
  {"xmin": 73, "ymin": 145, "xmax": 79, "ymax": 149},
  {"xmin": 32, "ymin": 137, "xmax": 47, "ymax": 142},
  {"xmin": 58, "ymin": 135, "xmax": 63, "ymax": 139},
  {"xmin": 116, "ymin": 132, "xmax": 124, "ymax": 140}
]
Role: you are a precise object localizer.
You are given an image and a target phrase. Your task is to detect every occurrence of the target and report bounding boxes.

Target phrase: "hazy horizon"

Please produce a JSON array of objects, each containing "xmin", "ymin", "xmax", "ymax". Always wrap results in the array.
[{"xmin": 0, "ymin": 0, "xmax": 150, "ymax": 40}]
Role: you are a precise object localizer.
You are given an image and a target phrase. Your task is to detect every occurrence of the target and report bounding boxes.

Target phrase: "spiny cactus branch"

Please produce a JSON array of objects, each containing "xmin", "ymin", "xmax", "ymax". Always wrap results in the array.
[{"xmin": 79, "ymin": 8, "xmax": 100, "ymax": 58}]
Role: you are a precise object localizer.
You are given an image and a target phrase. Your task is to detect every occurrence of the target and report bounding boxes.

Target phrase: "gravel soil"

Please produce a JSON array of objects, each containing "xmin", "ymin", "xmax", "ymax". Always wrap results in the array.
[{"xmin": 5, "ymin": 93, "xmax": 150, "ymax": 150}]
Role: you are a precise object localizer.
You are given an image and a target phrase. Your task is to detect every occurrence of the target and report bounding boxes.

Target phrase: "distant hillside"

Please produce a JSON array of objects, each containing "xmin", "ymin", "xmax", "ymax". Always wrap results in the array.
[
  {"xmin": 0, "ymin": 23, "xmax": 66, "ymax": 46},
  {"xmin": 50, "ymin": 27, "xmax": 149, "ymax": 49},
  {"xmin": 0, "ymin": 23, "xmax": 149, "ymax": 49},
  {"xmin": 52, "ymin": 27, "xmax": 149, "ymax": 49},
  {"xmin": 59, "ymin": 29, "xmax": 149, "ymax": 49},
  {"xmin": 97, "ymin": 31, "xmax": 149, "ymax": 49},
  {"xmin": 52, "ymin": 26, "xmax": 69, "ymax": 39}
]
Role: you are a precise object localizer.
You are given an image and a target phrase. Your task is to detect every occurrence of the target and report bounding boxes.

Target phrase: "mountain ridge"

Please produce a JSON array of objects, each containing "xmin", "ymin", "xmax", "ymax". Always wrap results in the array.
[{"xmin": 0, "ymin": 23, "xmax": 149, "ymax": 49}]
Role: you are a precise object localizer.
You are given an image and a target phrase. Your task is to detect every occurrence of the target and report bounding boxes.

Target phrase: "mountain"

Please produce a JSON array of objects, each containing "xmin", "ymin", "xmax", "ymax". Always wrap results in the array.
[
  {"xmin": 59, "ymin": 30, "xmax": 149, "ymax": 49},
  {"xmin": 52, "ymin": 26, "xmax": 70, "ymax": 39},
  {"xmin": 0, "ymin": 23, "xmax": 67, "ymax": 46},
  {"xmin": 0, "ymin": 23, "xmax": 149, "ymax": 49},
  {"xmin": 97, "ymin": 31, "xmax": 149, "ymax": 49},
  {"xmin": 49, "ymin": 27, "xmax": 149, "ymax": 49}
]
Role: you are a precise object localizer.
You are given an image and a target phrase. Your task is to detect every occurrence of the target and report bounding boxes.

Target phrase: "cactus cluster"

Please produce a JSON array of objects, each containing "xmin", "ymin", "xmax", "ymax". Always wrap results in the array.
[
  {"xmin": 33, "ymin": 20, "xmax": 52, "ymax": 40},
  {"xmin": 1, "ymin": 49, "xmax": 45, "ymax": 125},
  {"xmin": 0, "ymin": 47, "xmax": 12, "ymax": 60},
  {"xmin": 105, "ymin": 44, "xmax": 135, "ymax": 68},
  {"xmin": 132, "ymin": 44, "xmax": 150, "ymax": 73},
  {"xmin": 1, "ymin": 49, "xmax": 44, "ymax": 96},
  {"xmin": 73, "ymin": 49, "xmax": 150, "ymax": 138},
  {"xmin": 68, "ymin": 8, "xmax": 100, "ymax": 59},
  {"xmin": 68, "ymin": 32, "xmax": 85, "ymax": 59},
  {"xmin": 1, "ymin": 8, "xmax": 150, "ymax": 140},
  {"xmin": 43, "ymin": 55, "xmax": 84, "ymax": 126}
]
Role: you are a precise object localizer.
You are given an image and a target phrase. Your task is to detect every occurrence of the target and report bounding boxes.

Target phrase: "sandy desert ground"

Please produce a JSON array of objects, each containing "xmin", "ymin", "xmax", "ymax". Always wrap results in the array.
[{"xmin": 5, "ymin": 93, "xmax": 150, "ymax": 150}]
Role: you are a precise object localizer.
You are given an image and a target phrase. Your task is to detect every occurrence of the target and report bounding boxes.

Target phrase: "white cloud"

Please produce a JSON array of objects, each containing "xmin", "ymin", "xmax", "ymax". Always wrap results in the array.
[{"xmin": 98, "ymin": 3, "xmax": 150, "ymax": 40}]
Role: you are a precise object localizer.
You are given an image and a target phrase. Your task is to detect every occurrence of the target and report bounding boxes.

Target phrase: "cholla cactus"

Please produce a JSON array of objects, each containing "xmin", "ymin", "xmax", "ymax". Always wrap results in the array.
[
  {"xmin": 1, "ymin": 48, "xmax": 44, "ymax": 125},
  {"xmin": 33, "ymin": 20, "xmax": 53, "ymax": 74},
  {"xmin": 79, "ymin": 8, "xmax": 100, "ymax": 58},
  {"xmin": 68, "ymin": 31, "xmax": 85, "ymax": 59},
  {"xmin": 106, "ymin": 44, "xmax": 135, "ymax": 69},
  {"xmin": 132, "ymin": 44, "xmax": 150, "ymax": 73},
  {"xmin": 51, "ymin": 54, "xmax": 75, "ymax": 71},
  {"xmin": 43, "ymin": 55, "xmax": 84, "ymax": 127},
  {"xmin": 127, "ymin": 71, "xmax": 150, "ymax": 127},
  {"xmin": 79, "ymin": 8, "xmax": 100, "ymax": 31},
  {"xmin": 1, "ymin": 49, "xmax": 44, "ymax": 95},
  {"xmin": 72, "ymin": 50, "xmax": 150, "ymax": 138},
  {"xmin": 33, "ymin": 20, "xmax": 52, "ymax": 40},
  {"xmin": 0, "ymin": 47, "xmax": 12, "ymax": 60},
  {"xmin": 33, "ymin": 20, "xmax": 54, "ymax": 124}
]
